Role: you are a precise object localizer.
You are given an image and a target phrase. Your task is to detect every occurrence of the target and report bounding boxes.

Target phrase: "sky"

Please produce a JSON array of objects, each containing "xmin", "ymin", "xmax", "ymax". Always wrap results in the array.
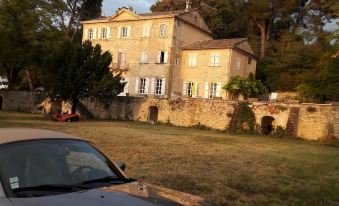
[{"xmin": 102, "ymin": 0, "xmax": 156, "ymax": 16}]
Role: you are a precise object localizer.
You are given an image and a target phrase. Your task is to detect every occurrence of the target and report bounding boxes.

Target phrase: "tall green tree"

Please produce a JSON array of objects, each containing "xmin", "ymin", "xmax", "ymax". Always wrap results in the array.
[
  {"xmin": 0, "ymin": 0, "xmax": 65, "ymax": 90},
  {"xmin": 42, "ymin": 40, "xmax": 125, "ymax": 114}
]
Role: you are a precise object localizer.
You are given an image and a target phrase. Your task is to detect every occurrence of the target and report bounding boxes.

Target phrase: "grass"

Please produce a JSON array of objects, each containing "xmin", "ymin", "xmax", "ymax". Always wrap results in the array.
[{"xmin": 0, "ymin": 112, "xmax": 338, "ymax": 206}]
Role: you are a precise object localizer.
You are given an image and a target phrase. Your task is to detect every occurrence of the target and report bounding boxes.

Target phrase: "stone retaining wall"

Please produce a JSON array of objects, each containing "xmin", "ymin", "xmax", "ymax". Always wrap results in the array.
[
  {"xmin": 0, "ymin": 91, "xmax": 338, "ymax": 140},
  {"xmin": 81, "ymin": 97, "xmax": 339, "ymax": 140}
]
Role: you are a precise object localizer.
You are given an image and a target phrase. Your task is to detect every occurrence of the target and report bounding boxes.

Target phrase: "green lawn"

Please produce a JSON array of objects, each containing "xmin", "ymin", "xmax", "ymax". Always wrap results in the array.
[{"xmin": 0, "ymin": 112, "xmax": 338, "ymax": 206}]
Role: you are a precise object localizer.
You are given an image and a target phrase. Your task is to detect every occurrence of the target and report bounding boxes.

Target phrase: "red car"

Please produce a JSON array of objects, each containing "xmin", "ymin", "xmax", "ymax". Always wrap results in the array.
[{"xmin": 53, "ymin": 113, "xmax": 80, "ymax": 122}]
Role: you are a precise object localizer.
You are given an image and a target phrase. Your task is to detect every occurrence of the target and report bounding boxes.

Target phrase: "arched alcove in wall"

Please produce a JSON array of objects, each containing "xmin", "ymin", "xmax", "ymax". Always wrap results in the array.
[
  {"xmin": 148, "ymin": 106, "xmax": 159, "ymax": 124},
  {"xmin": 261, "ymin": 116, "xmax": 275, "ymax": 135}
]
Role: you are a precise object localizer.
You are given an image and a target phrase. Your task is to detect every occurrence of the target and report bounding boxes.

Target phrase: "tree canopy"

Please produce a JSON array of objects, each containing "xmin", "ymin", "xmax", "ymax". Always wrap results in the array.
[
  {"xmin": 223, "ymin": 74, "xmax": 267, "ymax": 99},
  {"xmin": 42, "ymin": 40, "xmax": 125, "ymax": 114}
]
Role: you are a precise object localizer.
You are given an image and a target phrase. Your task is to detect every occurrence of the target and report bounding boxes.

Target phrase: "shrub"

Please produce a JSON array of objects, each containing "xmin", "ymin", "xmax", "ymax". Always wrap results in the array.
[{"xmin": 274, "ymin": 126, "xmax": 286, "ymax": 138}]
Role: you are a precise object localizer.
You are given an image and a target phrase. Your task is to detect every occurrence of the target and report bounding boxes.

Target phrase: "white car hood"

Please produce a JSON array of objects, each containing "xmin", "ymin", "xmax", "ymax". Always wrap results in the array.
[{"xmin": 0, "ymin": 181, "xmax": 216, "ymax": 206}]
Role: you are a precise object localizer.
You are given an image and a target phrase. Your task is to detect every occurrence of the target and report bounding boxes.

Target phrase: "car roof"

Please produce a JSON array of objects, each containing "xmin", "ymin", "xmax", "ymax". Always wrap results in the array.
[{"xmin": 0, "ymin": 128, "xmax": 85, "ymax": 145}]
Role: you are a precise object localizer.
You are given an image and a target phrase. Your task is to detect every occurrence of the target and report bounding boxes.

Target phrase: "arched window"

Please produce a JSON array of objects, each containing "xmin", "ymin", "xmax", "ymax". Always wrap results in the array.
[
  {"xmin": 159, "ymin": 24, "xmax": 167, "ymax": 37},
  {"xmin": 121, "ymin": 27, "xmax": 128, "ymax": 38},
  {"xmin": 101, "ymin": 28, "xmax": 107, "ymax": 39},
  {"xmin": 88, "ymin": 29, "xmax": 94, "ymax": 39}
]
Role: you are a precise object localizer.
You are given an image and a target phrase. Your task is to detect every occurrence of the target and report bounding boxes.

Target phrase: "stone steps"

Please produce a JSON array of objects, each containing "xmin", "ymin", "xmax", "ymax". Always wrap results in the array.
[
  {"xmin": 76, "ymin": 102, "xmax": 94, "ymax": 119},
  {"xmin": 286, "ymin": 107, "xmax": 300, "ymax": 138}
]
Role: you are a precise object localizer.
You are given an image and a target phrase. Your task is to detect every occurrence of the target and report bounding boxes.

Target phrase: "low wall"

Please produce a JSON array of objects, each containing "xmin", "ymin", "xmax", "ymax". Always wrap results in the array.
[
  {"xmin": 0, "ymin": 91, "xmax": 39, "ymax": 112},
  {"xmin": 81, "ymin": 97, "xmax": 339, "ymax": 141},
  {"xmin": 0, "ymin": 91, "xmax": 337, "ymax": 141}
]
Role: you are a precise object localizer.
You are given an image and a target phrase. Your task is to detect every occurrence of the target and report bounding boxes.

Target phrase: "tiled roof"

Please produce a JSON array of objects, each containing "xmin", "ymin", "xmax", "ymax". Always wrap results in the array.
[
  {"xmin": 183, "ymin": 38, "xmax": 248, "ymax": 50},
  {"xmin": 139, "ymin": 10, "xmax": 187, "ymax": 16}
]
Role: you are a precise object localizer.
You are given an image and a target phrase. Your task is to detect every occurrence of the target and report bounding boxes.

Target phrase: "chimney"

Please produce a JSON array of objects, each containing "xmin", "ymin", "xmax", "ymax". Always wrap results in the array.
[{"xmin": 185, "ymin": 0, "xmax": 192, "ymax": 11}]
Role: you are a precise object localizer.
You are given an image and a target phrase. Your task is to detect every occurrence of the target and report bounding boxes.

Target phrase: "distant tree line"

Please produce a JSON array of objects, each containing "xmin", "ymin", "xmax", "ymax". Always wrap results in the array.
[{"xmin": 152, "ymin": 0, "xmax": 339, "ymax": 102}]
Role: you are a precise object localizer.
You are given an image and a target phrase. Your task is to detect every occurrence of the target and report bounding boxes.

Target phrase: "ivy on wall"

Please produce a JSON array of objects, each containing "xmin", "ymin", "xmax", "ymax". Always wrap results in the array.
[{"xmin": 228, "ymin": 102, "xmax": 257, "ymax": 134}]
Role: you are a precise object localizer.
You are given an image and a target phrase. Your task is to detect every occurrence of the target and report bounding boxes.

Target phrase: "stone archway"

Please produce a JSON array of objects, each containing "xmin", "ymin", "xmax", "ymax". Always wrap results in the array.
[
  {"xmin": 261, "ymin": 116, "xmax": 275, "ymax": 135},
  {"xmin": 148, "ymin": 106, "xmax": 159, "ymax": 124},
  {"xmin": 0, "ymin": 95, "xmax": 3, "ymax": 111}
]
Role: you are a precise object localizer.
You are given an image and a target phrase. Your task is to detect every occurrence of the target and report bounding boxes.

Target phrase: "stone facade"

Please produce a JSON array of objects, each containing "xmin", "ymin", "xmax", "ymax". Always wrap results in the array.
[{"xmin": 81, "ymin": 8, "xmax": 256, "ymax": 100}]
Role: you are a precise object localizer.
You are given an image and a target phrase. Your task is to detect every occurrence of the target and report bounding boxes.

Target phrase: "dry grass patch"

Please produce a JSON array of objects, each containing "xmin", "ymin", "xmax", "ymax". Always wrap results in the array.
[{"xmin": 0, "ymin": 112, "xmax": 338, "ymax": 206}]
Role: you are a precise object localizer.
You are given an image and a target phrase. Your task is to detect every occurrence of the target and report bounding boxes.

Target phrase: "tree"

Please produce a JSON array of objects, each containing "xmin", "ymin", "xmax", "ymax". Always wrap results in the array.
[
  {"xmin": 64, "ymin": 0, "xmax": 103, "ymax": 38},
  {"xmin": 0, "ymin": 0, "xmax": 65, "ymax": 90},
  {"xmin": 42, "ymin": 40, "xmax": 125, "ymax": 114},
  {"xmin": 297, "ymin": 56, "xmax": 339, "ymax": 103},
  {"xmin": 223, "ymin": 74, "xmax": 267, "ymax": 99}
]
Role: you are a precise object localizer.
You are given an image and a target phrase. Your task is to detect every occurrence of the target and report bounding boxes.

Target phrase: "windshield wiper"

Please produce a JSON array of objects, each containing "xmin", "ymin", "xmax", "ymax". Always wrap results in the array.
[
  {"xmin": 12, "ymin": 184, "xmax": 90, "ymax": 193},
  {"xmin": 81, "ymin": 176, "xmax": 131, "ymax": 185}
]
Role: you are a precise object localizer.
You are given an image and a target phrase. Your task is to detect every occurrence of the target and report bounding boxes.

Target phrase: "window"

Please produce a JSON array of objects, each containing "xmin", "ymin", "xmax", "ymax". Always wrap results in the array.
[
  {"xmin": 121, "ymin": 27, "xmax": 128, "ymax": 38},
  {"xmin": 187, "ymin": 82, "xmax": 195, "ymax": 97},
  {"xmin": 204, "ymin": 82, "xmax": 221, "ymax": 99},
  {"xmin": 117, "ymin": 52, "xmax": 126, "ymax": 69},
  {"xmin": 157, "ymin": 51, "xmax": 168, "ymax": 64},
  {"xmin": 209, "ymin": 83, "xmax": 217, "ymax": 99},
  {"xmin": 88, "ymin": 29, "xmax": 94, "ymax": 39},
  {"xmin": 0, "ymin": 140, "xmax": 118, "ymax": 195},
  {"xmin": 143, "ymin": 24, "xmax": 150, "ymax": 37},
  {"xmin": 139, "ymin": 78, "xmax": 146, "ymax": 94},
  {"xmin": 140, "ymin": 51, "xmax": 148, "ymax": 64},
  {"xmin": 155, "ymin": 79, "xmax": 163, "ymax": 95},
  {"xmin": 101, "ymin": 28, "xmax": 107, "ymax": 39},
  {"xmin": 236, "ymin": 59, "xmax": 241, "ymax": 70},
  {"xmin": 159, "ymin": 24, "xmax": 167, "ymax": 37},
  {"xmin": 188, "ymin": 54, "xmax": 197, "ymax": 67},
  {"xmin": 210, "ymin": 53, "xmax": 220, "ymax": 66},
  {"xmin": 248, "ymin": 58, "xmax": 252, "ymax": 64}
]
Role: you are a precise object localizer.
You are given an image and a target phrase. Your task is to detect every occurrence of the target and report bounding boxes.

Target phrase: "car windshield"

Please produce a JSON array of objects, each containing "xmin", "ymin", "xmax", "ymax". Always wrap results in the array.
[{"xmin": 0, "ymin": 139, "xmax": 123, "ymax": 197}]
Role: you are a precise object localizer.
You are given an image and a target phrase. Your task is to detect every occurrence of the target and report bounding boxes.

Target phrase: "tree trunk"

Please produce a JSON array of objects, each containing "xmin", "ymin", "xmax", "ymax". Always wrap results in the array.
[
  {"xmin": 25, "ymin": 69, "xmax": 34, "ymax": 91},
  {"xmin": 6, "ymin": 69, "xmax": 13, "ymax": 91},
  {"xmin": 259, "ymin": 23, "xmax": 266, "ymax": 59},
  {"xmin": 71, "ymin": 97, "xmax": 78, "ymax": 114}
]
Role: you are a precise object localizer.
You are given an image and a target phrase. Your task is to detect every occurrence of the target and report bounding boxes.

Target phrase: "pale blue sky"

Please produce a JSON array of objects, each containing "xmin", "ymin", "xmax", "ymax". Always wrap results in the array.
[{"xmin": 102, "ymin": 0, "xmax": 156, "ymax": 16}]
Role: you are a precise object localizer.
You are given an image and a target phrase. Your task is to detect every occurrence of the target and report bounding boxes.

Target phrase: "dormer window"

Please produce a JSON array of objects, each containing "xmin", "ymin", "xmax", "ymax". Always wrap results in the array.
[
  {"xmin": 121, "ymin": 27, "xmax": 128, "ymax": 38},
  {"xmin": 88, "ymin": 29, "xmax": 94, "ymax": 39},
  {"xmin": 159, "ymin": 24, "xmax": 167, "ymax": 37}
]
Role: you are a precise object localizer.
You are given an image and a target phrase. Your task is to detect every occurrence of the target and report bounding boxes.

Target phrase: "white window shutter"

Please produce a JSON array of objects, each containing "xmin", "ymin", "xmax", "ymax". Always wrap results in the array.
[
  {"xmin": 145, "ymin": 78, "xmax": 150, "ymax": 94},
  {"xmin": 123, "ymin": 77, "xmax": 129, "ymax": 94},
  {"xmin": 150, "ymin": 78, "xmax": 155, "ymax": 95},
  {"xmin": 107, "ymin": 27, "xmax": 110, "ymax": 39},
  {"xmin": 194, "ymin": 82, "xmax": 199, "ymax": 98},
  {"xmin": 156, "ymin": 51, "xmax": 161, "ymax": 63},
  {"xmin": 98, "ymin": 29, "xmax": 101, "ymax": 39},
  {"xmin": 127, "ymin": 26, "xmax": 131, "ymax": 38},
  {"xmin": 210, "ymin": 54, "xmax": 215, "ymax": 66},
  {"xmin": 135, "ymin": 78, "xmax": 139, "ymax": 94},
  {"xmin": 204, "ymin": 82, "xmax": 209, "ymax": 98},
  {"xmin": 146, "ymin": 25, "xmax": 150, "ymax": 37},
  {"xmin": 216, "ymin": 82, "xmax": 222, "ymax": 97},
  {"xmin": 164, "ymin": 51, "xmax": 169, "ymax": 63},
  {"xmin": 161, "ymin": 78, "xmax": 166, "ymax": 95},
  {"xmin": 183, "ymin": 81, "xmax": 187, "ymax": 95},
  {"xmin": 118, "ymin": 27, "xmax": 121, "ymax": 38},
  {"xmin": 215, "ymin": 54, "xmax": 220, "ymax": 66},
  {"xmin": 193, "ymin": 55, "xmax": 197, "ymax": 66},
  {"xmin": 84, "ymin": 29, "xmax": 88, "ymax": 40},
  {"xmin": 143, "ymin": 25, "xmax": 149, "ymax": 37},
  {"xmin": 93, "ymin": 29, "xmax": 97, "ymax": 39}
]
